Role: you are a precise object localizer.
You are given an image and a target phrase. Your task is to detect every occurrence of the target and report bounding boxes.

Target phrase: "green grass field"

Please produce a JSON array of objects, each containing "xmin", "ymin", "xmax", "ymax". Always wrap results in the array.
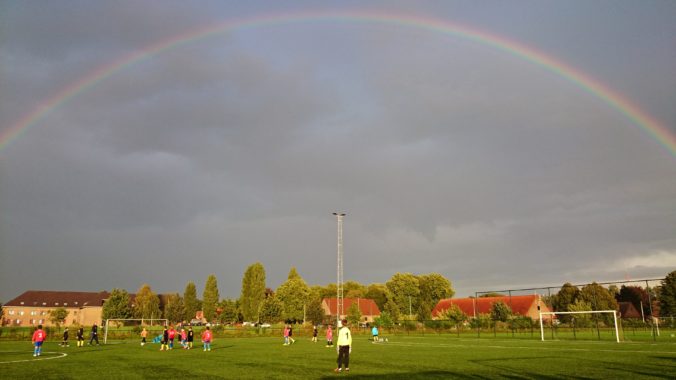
[{"xmin": 1, "ymin": 335, "xmax": 674, "ymax": 379}]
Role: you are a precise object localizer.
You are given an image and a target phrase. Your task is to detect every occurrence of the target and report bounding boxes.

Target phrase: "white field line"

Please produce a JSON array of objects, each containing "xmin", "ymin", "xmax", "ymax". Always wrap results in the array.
[
  {"xmin": 381, "ymin": 341, "xmax": 676, "ymax": 355},
  {"xmin": 0, "ymin": 351, "xmax": 68, "ymax": 364}
]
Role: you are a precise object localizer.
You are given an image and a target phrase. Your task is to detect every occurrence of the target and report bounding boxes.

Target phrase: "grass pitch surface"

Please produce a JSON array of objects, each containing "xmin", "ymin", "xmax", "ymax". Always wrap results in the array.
[{"xmin": 1, "ymin": 335, "xmax": 674, "ymax": 379}]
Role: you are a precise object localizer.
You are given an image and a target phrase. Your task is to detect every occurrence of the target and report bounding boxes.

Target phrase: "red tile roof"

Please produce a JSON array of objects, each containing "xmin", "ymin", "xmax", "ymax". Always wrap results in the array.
[
  {"xmin": 323, "ymin": 298, "xmax": 380, "ymax": 316},
  {"xmin": 433, "ymin": 295, "xmax": 545, "ymax": 317},
  {"xmin": 4, "ymin": 290, "xmax": 110, "ymax": 308}
]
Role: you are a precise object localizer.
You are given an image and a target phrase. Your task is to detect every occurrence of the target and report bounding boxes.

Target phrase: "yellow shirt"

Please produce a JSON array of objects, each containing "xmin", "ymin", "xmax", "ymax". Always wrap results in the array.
[{"xmin": 336, "ymin": 326, "xmax": 352, "ymax": 346}]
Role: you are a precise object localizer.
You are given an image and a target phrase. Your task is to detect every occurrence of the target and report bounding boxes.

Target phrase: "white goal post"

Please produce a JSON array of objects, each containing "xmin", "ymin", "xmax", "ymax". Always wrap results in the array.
[
  {"xmin": 539, "ymin": 310, "xmax": 619, "ymax": 343},
  {"xmin": 104, "ymin": 318, "xmax": 168, "ymax": 344}
]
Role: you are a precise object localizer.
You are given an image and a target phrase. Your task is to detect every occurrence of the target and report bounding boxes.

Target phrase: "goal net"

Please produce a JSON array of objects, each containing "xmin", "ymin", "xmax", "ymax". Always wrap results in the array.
[
  {"xmin": 539, "ymin": 311, "xmax": 619, "ymax": 343},
  {"xmin": 103, "ymin": 318, "xmax": 168, "ymax": 344}
]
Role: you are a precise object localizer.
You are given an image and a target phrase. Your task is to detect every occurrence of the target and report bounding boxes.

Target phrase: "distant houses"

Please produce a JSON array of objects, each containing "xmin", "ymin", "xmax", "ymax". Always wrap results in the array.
[
  {"xmin": 2, "ymin": 290, "xmax": 110, "ymax": 327},
  {"xmin": 432, "ymin": 295, "xmax": 553, "ymax": 320},
  {"xmin": 322, "ymin": 298, "xmax": 381, "ymax": 324}
]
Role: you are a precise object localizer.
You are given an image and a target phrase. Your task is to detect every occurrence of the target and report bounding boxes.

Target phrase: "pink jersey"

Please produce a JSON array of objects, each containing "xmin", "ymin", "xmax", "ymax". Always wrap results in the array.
[
  {"xmin": 168, "ymin": 329, "xmax": 176, "ymax": 339},
  {"xmin": 326, "ymin": 328, "xmax": 333, "ymax": 340},
  {"xmin": 32, "ymin": 329, "xmax": 46, "ymax": 342},
  {"xmin": 202, "ymin": 330, "xmax": 212, "ymax": 342},
  {"xmin": 181, "ymin": 331, "xmax": 187, "ymax": 340}
]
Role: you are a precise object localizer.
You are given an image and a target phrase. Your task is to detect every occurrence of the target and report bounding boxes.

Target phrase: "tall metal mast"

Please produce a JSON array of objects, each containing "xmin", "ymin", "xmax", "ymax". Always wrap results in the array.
[{"xmin": 333, "ymin": 212, "xmax": 345, "ymax": 326}]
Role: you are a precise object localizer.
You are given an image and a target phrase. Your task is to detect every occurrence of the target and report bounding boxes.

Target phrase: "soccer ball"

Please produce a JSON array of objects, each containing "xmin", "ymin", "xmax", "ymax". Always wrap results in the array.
[{"xmin": 384, "ymin": 338, "xmax": 388, "ymax": 342}]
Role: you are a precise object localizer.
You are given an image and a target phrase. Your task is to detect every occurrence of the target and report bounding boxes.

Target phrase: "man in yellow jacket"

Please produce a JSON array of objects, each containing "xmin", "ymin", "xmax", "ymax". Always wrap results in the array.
[{"xmin": 335, "ymin": 319, "xmax": 352, "ymax": 373}]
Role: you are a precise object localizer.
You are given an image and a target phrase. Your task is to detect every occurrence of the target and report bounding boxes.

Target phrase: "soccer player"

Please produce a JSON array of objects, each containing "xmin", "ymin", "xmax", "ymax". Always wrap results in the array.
[
  {"xmin": 89, "ymin": 323, "xmax": 99, "ymax": 345},
  {"xmin": 288, "ymin": 325, "xmax": 295, "ymax": 344},
  {"xmin": 371, "ymin": 325, "xmax": 379, "ymax": 342},
  {"xmin": 312, "ymin": 326, "xmax": 318, "ymax": 342},
  {"xmin": 325, "ymin": 325, "xmax": 333, "ymax": 347},
  {"xmin": 283, "ymin": 325, "xmax": 289, "ymax": 345},
  {"xmin": 140, "ymin": 327, "xmax": 148, "ymax": 346},
  {"xmin": 61, "ymin": 327, "xmax": 69, "ymax": 347},
  {"xmin": 335, "ymin": 319, "xmax": 352, "ymax": 373},
  {"xmin": 201, "ymin": 326, "xmax": 212, "ymax": 351},
  {"xmin": 180, "ymin": 328, "xmax": 187, "ymax": 349},
  {"xmin": 32, "ymin": 324, "xmax": 46, "ymax": 357},
  {"xmin": 168, "ymin": 326, "xmax": 176, "ymax": 350},
  {"xmin": 187, "ymin": 326, "xmax": 194, "ymax": 349},
  {"xmin": 77, "ymin": 326, "xmax": 84, "ymax": 347},
  {"xmin": 160, "ymin": 326, "xmax": 169, "ymax": 351}
]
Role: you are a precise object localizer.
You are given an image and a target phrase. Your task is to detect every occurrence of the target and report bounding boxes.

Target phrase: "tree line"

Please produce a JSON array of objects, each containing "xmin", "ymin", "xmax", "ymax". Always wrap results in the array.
[{"xmin": 99, "ymin": 262, "xmax": 454, "ymax": 326}]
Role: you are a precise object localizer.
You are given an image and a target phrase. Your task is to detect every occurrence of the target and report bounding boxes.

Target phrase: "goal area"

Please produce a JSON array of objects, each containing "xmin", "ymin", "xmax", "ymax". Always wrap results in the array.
[
  {"xmin": 103, "ymin": 318, "xmax": 168, "ymax": 344},
  {"xmin": 539, "ymin": 310, "xmax": 619, "ymax": 343}
]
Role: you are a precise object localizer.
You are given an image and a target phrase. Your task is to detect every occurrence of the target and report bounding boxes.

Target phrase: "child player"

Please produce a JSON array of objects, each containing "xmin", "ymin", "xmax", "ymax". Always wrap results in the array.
[
  {"xmin": 32, "ymin": 324, "xmax": 46, "ymax": 357},
  {"xmin": 77, "ymin": 326, "xmax": 84, "ymax": 347},
  {"xmin": 201, "ymin": 326, "xmax": 212, "ymax": 351},
  {"xmin": 325, "ymin": 325, "xmax": 333, "ymax": 347},
  {"xmin": 312, "ymin": 326, "xmax": 318, "ymax": 343},
  {"xmin": 160, "ymin": 326, "xmax": 169, "ymax": 351},
  {"xmin": 187, "ymin": 326, "xmax": 194, "ymax": 349},
  {"xmin": 168, "ymin": 326, "xmax": 176, "ymax": 350},
  {"xmin": 61, "ymin": 327, "xmax": 69, "ymax": 347},
  {"xmin": 180, "ymin": 328, "xmax": 188, "ymax": 349},
  {"xmin": 140, "ymin": 327, "xmax": 148, "ymax": 346}
]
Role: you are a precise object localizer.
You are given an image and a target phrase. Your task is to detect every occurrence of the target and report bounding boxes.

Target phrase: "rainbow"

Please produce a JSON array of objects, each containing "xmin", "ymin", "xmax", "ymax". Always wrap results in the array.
[{"xmin": 1, "ymin": 10, "xmax": 674, "ymax": 156}]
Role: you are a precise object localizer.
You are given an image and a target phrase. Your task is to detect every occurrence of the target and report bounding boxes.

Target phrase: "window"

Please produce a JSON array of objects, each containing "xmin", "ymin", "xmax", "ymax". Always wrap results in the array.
[
  {"xmin": 39, "ymin": 319, "xmax": 44, "ymax": 324},
  {"xmin": 19, "ymin": 311, "xmax": 25, "ymax": 316},
  {"xmin": 55, "ymin": 303, "xmax": 59, "ymax": 306},
  {"xmin": 42, "ymin": 302, "xmax": 47, "ymax": 306},
  {"xmin": 20, "ymin": 302, "xmax": 24, "ymax": 305},
  {"xmin": 15, "ymin": 319, "xmax": 21, "ymax": 325},
  {"xmin": 8, "ymin": 310, "xmax": 15, "ymax": 315},
  {"xmin": 30, "ymin": 311, "xmax": 37, "ymax": 316},
  {"xmin": 64, "ymin": 303, "xmax": 68, "ymax": 306},
  {"xmin": 74, "ymin": 302, "xmax": 78, "ymax": 305},
  {"xmin": 41, "ymin": 311, "xmax": 47, "ymax": 316}
]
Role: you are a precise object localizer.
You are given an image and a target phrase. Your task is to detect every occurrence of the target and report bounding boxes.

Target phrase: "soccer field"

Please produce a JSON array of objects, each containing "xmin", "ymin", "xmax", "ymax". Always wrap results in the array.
[{"xmin": 1, "ymin": 335, "xmax": 674, "ymax": 379}]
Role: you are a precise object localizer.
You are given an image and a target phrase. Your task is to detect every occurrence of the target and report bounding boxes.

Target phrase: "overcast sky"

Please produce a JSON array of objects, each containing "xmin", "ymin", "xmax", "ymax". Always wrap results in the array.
[{"xmin": 1, "ymin": 1, "xmax": 674, "ymax": 302}]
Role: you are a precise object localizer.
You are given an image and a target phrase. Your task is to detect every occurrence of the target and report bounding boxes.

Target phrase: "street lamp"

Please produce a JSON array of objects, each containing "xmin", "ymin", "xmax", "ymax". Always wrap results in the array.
[{"xmin": 333, "ymin": 212, "xmax": 346, "ymax": 327}]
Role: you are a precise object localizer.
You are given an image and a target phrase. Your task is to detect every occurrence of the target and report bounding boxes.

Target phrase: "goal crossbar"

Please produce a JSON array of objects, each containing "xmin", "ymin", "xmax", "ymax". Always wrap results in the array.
[
  {"xmin": 104, "ymin": 318, "xmax": 168, "ymax": 344},
  {"xmin": 539, "ymin": 310, "xmax": 619, "ymax": 343}
]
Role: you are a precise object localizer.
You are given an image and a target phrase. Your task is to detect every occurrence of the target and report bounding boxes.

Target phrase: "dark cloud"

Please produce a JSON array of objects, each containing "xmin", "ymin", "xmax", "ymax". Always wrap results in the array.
[{"xmin": 1, "ymin": 1, "xmax": 675, "ymax": 301}]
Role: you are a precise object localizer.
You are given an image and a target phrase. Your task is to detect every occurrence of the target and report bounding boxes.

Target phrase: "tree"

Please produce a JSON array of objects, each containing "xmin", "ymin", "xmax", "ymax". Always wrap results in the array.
[
  {"xmin": 239, "ymin": 262, "xmax": 267, "ymax": 323},
  {"xmin": 383, "ymin": 298, "xmax": 401, "ymax": 323},
  {"xmin": 102, "ymin": 288, "xmax": 131, "ymax": 320},
  {"xmin": 364, "ymin": 284, "xmax": 389, "ymax": 311},
  {"xmin": 660, "ymin": 270, "xmax": 676, "ymax": 317},
  {"xmin": 617, "ymin": 285, "xmax": 650, "ymax": 317},
  {"xmin": 49, "ymin": 307, "xmax": 69, "ymax": 328},
  {"xmin": 218, "ymin": 299, "xmax": 238, "ymax": 324},
  {"xmin": 552, "ymin": 283, "xmax": 580, "ymax": 323},
  {"xmin": 568, "ymin": 299, "xmax": 593, "ymax": 327},
  {"xmin": 276, "ymin": 268, "xmax": 311, "ymax": 322},
  {"xmin": 202, "ymin": 274, "xmax": 220, "ymax": 323},
  {"xmin": 418, "ymin": 273, "xmax": 454, "ymax": 321},
  {"xmin": 441, "ymin": 304, "xmax": 468, "ymax": 325},
  {"xmin": 133, "ymin": 284, "xmax": 161, "ymax": 320},
  {"xmin": 344, "ymin": 281, "xmax": 367, "ymax": 298},
  {"xmin": 373, "ymin": 311, "xmax": 394, "ymax": 328},
  {"xmin": 480, "ymin": 293, "xmax": 506, "ymax": 298},
  {"xmin": 183, "ymin": 281, "xmax": 200, "ymax": 322},
  {"xmin": 306, "ymin": 298, "xmax": 326, "ymax": 326},
  {"xmin": 164, "ymin": 293, "xmax": 184, "ymax": 324},
  {"xmin": 579, "ymin": 282, "xmax": 618, "ymax": 325},
  {"xmin": 259, "ymin": 295, "xmax": 284, "ymax": 324},
  {"xmin": 490, "ymin": 301, "xmax": 512, "ymax": 322},
  {"xmin": 347, "ymin": 302, "xmax": 362, "ymax": 325},
  {"xmin": 385, "ymin": 273, "xmax": 420, "ymax": 318}
]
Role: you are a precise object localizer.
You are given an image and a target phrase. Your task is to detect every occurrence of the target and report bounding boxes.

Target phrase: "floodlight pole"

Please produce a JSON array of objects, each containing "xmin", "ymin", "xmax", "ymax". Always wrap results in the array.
[{"xmin": 333, "ymin": 212, "xmax": 346, "ymax": 327}]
